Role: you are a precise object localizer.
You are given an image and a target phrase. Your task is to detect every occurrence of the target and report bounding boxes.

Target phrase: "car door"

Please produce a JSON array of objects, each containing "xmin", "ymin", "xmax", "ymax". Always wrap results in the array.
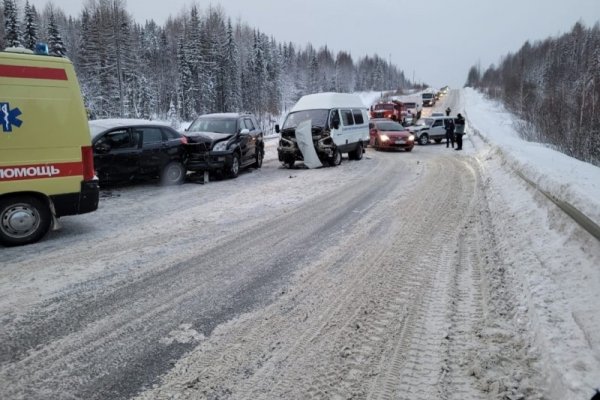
[
  {"xmin": 93, "ymin": 128, "xmax": 141, "ymax": 182},
  {"xmin": 329, "ymin": 109, "xmax": 343, "ymax": 146},
  {"xmin": 138, "ymin": 126, "xmax": 166, "ymax": 175},
  {"xmin": 242, "ymin": 117, "xmax": 257, "ymax": 164},
  {"xmin": 337, "ymin": 109, "xmax": 355, "ymax": 151},
  {"xmin": 430, "ymin": 118, "xmax": 445, "ymax": 138}
]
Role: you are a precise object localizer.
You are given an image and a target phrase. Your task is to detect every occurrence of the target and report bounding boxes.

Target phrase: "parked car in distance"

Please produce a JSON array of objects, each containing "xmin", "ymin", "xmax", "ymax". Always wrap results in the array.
[
  {"xmin": 431, "ymin": 112, "xmax": 445, "ymax": 117},
  {"xmin": 184, "ymin": 113, "xmax": 264, "ymax": 179},
  {"xmin": 369, "ymin": 119, "xmax": 415, "ymax": 152},
  {"xmin": 89, "ymin": 119, "xmax": 188, "ymax": 186},
  {"xmin": 408, "ymin": 116, "xmax": 457, "ymax": 145},
  {"xmin": 422, "ymin": 92, "xmax": 436, "ymax": 107}
]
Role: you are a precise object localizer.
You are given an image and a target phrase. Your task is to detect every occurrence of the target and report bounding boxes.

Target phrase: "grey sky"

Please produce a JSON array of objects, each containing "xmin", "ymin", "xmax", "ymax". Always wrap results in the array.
[{"xmin": 27, "ymin": 0, "xmax": 600, "ymax": 89}]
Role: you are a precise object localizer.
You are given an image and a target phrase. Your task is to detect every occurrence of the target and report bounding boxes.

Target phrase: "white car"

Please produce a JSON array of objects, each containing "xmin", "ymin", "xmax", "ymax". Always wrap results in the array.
[{"xmin": 408, "ymin": 116, "xmax": 457, "ymax": 145}]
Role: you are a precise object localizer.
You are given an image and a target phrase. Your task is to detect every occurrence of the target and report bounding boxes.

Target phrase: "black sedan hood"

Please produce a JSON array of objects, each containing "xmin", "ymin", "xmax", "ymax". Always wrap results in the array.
[{"xmin": 185, "ymin": 131, "xmax": 233, "ymax": 145}]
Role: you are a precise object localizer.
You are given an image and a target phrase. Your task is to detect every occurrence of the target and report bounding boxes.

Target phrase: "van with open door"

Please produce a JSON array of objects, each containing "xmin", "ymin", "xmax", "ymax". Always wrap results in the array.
[
  {"xmin": 0, "ymin": 47, "xmax": 99, "ymax": 246},
  {"xmin": 276, "ymin": 93, "xmax": 369, "ymax": 168}
]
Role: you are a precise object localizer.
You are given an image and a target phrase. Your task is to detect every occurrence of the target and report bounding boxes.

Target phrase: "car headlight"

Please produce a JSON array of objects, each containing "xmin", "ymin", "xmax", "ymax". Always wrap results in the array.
[
  {"xmin": 380, "ymin": 134, "xmax": 390, "ymax": 142},
  {"xmin": 213, "ymin": 140, "xmax": 228, "ymax": 151},
  {"xmin": 408, "ymin": 135, "xmax": 415, "ymax": 141}
]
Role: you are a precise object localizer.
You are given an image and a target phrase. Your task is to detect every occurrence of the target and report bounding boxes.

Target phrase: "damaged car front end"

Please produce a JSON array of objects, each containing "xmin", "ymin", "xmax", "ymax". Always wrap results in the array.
[{"xmin": 276, "ymin": 109, "xmax": 340, "ymax": 168}]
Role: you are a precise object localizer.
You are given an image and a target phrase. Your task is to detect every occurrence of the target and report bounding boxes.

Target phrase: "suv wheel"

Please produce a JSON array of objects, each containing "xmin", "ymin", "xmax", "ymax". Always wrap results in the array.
[
  {"xmin": 0, "ymin": 195, "xmax": 51, "ymax": 246},
  {"xmin": 419, "ymin": 134, "xmax": 429, "ymax": 145},
  {"xmin": 253, "ymin": 147, "xmax": 264, "ymax": 168},
  {"xmin": 161, "ymin": 161, "xmax": 186, "ymax": 185},
  {"xmin": 227, "ymin": 153, "xmax": 240, "ymax": 178}
]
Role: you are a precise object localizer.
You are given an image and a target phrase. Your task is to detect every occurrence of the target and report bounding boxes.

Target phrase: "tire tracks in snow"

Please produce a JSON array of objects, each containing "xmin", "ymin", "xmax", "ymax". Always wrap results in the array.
[{"xmin": 135, "ymin": 153, "xmax": 490, "ymax": 400}]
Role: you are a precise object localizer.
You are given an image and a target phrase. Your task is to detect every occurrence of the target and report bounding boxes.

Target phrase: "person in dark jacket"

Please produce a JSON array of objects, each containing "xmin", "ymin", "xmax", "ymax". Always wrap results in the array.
[
  {"xmin": 444, "ymin": 118, "xmax": 455, "ymax": 148},
  {"xmin": 445, "ymin": 107, "xmax": 451, "ymax": 116},
  {"xmin": 454, "ymin": 113, "xmax": 465, "ymax": 150}
]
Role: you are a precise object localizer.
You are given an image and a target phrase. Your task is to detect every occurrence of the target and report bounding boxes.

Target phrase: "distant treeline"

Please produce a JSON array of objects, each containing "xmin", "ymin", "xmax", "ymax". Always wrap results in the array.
[
  {"xmin": 1, "ymin": 0, "xmax": 409, "ymax": 125},
  {"xmin": 465, "ymin": 22, "xmax": 600, "ymax": 166}
]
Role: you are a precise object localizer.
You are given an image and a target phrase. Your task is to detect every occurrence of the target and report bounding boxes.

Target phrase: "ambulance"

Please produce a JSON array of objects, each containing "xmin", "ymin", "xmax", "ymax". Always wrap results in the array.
[{"xmin": 0, "ymin": 47, "xmax": 99, "ymax": 246}]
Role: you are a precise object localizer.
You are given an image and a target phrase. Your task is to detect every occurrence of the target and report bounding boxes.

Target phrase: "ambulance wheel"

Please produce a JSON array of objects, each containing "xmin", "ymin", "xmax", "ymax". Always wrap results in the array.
[
  {"xmin": 0, "ymin": 195, "xmax": 51, "ymax": 246},
  {"xmin": 161, "ymin": 161, "xmax": 186, "ymax": 185}
]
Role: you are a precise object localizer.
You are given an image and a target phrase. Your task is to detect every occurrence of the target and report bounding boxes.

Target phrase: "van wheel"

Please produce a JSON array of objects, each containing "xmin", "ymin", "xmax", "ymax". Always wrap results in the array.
[
  {"xmin": 0, "ymin": 196, "xmax": 51, "ymax": 246},
  {"xmin": 419, "ymin": 134, "xmax": 429, "ymax": 145},
  {"xmin": 161, "ymin": 162, "xmax": 186, "ymax": 185},
  {"xmin": 227, "ymin": 153, "xmax": 240, "ymax": 178},
  {"xmin": 330, "ymin": 148, "xmax": 342, "ymax": 166},
  {"xmin": 282, "ymin": 158, "xmax": 295, "ymax": 169},
  {"xmin": 352, "ymin": 142, "xmax": 363, "ymax": 160}
]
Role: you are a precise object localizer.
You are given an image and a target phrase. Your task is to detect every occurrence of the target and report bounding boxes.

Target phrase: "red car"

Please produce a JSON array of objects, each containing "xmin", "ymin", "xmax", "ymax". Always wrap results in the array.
[{"xmin": 369, "ymin": 119, "xmax": 415, "ymax": 152}]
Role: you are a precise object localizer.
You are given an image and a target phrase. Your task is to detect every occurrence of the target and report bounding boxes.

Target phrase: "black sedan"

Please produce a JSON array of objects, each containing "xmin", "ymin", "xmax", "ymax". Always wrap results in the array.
[{"xmin": 89, "ymin": 119, "xmax": 188, "ymax": 186}]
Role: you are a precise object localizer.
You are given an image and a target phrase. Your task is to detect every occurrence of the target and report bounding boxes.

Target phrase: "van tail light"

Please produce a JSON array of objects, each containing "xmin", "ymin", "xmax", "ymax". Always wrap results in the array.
[{"xmin": 81, "ymin": 146, "xmax": 95, "ymax": 181}]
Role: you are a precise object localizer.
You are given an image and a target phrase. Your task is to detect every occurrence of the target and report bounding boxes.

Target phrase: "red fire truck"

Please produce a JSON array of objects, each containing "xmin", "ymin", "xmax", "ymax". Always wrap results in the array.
[{"xmin": 369, "ymin": 100, "xmax": 405, "ymax": 122}]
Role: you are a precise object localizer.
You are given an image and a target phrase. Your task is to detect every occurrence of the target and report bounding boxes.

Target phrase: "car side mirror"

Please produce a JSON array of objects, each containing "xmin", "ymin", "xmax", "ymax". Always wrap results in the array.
[
  {"xmin": 332, "ymin": 119, "xmax": 340, "ymax": 130},
  {"xmin": 275, "ymin": 124, "xmax": 280, "ymax": 133}
]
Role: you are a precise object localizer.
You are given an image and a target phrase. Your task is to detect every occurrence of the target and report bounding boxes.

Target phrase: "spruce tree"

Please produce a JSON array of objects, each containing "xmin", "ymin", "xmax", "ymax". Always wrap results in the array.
[
  {"xmin": 47, "ymin": 9, "xmax": 66, "ymax": 56},
  {"xmin": 22, "ymin": 1, "xmax": 37, "ymax": 50},
  {"xmin": 3, "ymin": 0, "xmax": 21, "ymax": 48}
]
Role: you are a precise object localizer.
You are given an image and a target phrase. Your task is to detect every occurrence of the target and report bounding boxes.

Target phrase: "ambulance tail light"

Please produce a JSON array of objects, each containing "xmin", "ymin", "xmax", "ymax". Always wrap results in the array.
[{"xmin": 81, "ymin": 146, "xmax": 95, "ymax": 181}]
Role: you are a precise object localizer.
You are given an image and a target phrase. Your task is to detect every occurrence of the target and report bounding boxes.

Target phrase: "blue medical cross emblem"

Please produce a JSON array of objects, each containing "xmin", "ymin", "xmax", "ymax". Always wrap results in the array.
[{"xmin": 1, "ymin": 102, "xmax": 23, "ymax": 133}]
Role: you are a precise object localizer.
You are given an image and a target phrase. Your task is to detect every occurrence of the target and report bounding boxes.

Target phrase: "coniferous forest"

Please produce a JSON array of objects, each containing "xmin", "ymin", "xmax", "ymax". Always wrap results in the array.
[
  {"xmin": 3, "ymin": 1, "xmax": 599, "ymax": 166},
  {"xmin": 466, "ymin": 22, "xmax": 600, "ymax": 166},
  {"xmin": 1, "ymin": 0, "xmax": 408, "ymax": 127}
]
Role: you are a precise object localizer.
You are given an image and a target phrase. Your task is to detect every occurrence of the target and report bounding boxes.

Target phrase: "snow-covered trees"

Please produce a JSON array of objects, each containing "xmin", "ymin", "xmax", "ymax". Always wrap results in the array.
[
  {"xmin": 1, "ymin": 1, "xmax": 412, "ymax": 124},
  {"xmin": 472, "ymin": 22, "xmax": 600, "ymax": 166},
  {"xmin": 22, "ymin": 1, "xmax": 37, "ymax": 50},
  {"xmin": 3, "ymin": 0, "xmax": 21, "ymax": 47},
  {"xmin": 47, "ymin": 8, "xmax": 66, "ymax": 56}
]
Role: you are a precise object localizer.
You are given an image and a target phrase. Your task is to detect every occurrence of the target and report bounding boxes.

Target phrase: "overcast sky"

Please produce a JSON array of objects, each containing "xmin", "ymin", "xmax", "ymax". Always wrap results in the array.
[{"xmin": 26, "ymin": 0, "xmax": 600, "ymax": 89}]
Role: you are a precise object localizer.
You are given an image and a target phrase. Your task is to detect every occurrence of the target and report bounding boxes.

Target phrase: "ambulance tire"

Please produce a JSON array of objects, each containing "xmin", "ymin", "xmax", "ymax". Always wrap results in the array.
[
  {"xmin": 0, "ymin": 195, "xmax": 51, "ymax": 246},
  {"xmin": 161, "ymin": 162, "xmax": 186, "ymax": 185}
]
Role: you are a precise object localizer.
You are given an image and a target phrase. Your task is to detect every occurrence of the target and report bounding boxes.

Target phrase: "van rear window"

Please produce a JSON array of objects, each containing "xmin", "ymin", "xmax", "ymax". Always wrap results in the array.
[{"xmin": 352, "ymin": 110, "xmax": 364, "ymax": 124}]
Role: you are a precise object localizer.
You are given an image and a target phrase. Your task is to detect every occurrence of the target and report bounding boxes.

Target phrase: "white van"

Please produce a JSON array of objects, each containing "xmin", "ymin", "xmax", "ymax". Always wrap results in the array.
[{"xmin": 276, "ymin": 93, "xmax": 369, "ymax": 168}]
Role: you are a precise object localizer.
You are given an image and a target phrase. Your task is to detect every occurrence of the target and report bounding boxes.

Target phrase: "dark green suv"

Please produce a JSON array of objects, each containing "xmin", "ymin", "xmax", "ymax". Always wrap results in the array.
[{"xmin": 184, "ymin": 113, "xmax": 264, "ymax": 179}]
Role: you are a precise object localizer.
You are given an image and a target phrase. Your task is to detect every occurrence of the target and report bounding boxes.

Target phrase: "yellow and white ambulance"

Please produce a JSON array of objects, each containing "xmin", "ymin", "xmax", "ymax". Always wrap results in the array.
[{"xmin": 0, "ymin": 47, "xmax": 99, "ymax": 246}]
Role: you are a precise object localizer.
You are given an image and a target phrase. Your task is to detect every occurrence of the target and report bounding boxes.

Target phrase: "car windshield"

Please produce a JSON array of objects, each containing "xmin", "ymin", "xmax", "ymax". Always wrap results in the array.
[
  {"xmin": 422, "ymin": 93, "xmax": 433, "ymax": 99},
  {"xmin": 376, "ymin": 121, "xmax": 405, "ymax": 131},
  {"xmin": 282, "ymin": 110, "xmax": 329, "ymax": 129},
  {"xmin": 415, "ymin": 118, "xmax": 434, "ymax": 126},
  {"xmin": 188, "ymin": 118, "xmax": 237, "ymax": 134},
  {"xmin": 374, "ymin": 104, "xmax": 394, "ymax": 110}
]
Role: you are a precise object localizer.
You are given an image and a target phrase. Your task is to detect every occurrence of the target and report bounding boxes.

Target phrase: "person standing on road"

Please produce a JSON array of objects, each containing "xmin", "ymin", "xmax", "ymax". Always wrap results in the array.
[
  {"xmin": 445, "ymin": 107, "xmax": 451, "ymax": 116},
  {"xmin": 444, "ymin": 118, "xmax": 455, "ymax": 148},
  {"xmin": 454, "ymin": 113, "xmax": 465, "ymax": 150}
]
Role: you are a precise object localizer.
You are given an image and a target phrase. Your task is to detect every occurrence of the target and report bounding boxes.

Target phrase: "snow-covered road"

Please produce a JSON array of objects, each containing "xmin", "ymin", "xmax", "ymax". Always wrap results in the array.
[{"xmin": 1, "ymin": 91, "xmax": 598, "ymax": 400}]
